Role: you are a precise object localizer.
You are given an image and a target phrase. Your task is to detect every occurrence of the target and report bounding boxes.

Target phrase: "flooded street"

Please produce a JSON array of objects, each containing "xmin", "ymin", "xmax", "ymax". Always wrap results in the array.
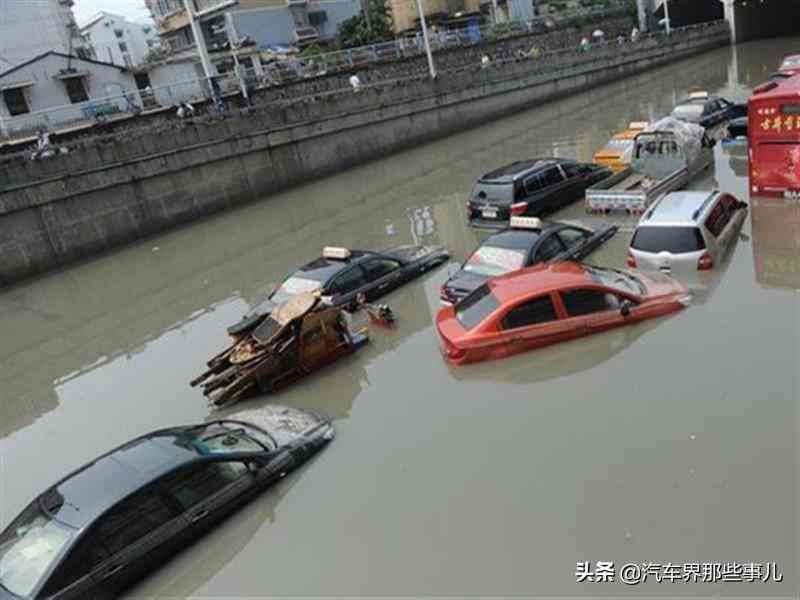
[{"xmin": 1, "ymin": 36, "xmax": 798, "ymax": 597}]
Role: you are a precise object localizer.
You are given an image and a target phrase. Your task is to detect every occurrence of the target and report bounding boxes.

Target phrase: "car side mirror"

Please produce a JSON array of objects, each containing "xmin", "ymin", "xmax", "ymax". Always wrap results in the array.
[
  {"xmin": 620, "ymin": 300, "xmax": 633, "ymax": 317},
  {"xmin": 739, "ymin": 233, "xmax": 750, "ymax": 243}
]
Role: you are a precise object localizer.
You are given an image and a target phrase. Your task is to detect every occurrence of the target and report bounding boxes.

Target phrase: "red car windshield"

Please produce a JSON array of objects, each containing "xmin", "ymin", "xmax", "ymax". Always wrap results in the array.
[{"xmin": 455, "ymin": 284, "xmax": 501, "ymax": 330}]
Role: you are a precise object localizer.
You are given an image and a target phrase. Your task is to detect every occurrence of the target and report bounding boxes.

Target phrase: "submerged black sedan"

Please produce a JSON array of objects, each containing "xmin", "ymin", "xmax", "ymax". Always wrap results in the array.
[
  {"xmin": 440, "ymin": 217, "xmax": 617, "ymax": 305},
  {"xmin": 670, "ymin": 91, "xmax": 746, "ymax": 129},
  {"xmin": 229, "ymin": 245, "xmax": 449, "ymax": 335},
  {"xmin": 0, "ymin": 406, "xmax": 333, "ymax": 600}
]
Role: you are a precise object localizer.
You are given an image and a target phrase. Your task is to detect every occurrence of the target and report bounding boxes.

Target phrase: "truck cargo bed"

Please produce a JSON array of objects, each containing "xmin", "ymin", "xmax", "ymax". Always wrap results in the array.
[{"xmin": 607, "ymin": 173, "xmax": 655, "ymax": 192}]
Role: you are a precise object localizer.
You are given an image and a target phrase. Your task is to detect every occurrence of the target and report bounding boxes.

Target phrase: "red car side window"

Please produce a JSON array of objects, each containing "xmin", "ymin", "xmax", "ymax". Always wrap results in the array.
[
  {"xmin": 501, "ymin": 296, "xmax": 558, "ymax": 330},
  {"xmin": 561, "ymin": 289, "xmax": 617, "ymax": 316}
]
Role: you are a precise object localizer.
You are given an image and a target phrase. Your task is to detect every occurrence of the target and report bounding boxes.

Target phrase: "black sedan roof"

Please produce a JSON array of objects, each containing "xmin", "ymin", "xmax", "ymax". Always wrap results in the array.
[
  {"xmin": 480, "ymin": 158, "xmax": 582, "ymax": 183},
  {"xmin": 39, "ymin": 424, "xmax": 255, "ymax": 529},
  {"xmin": 481, "ymin": 221, "xmax": 584, "ymax": 251},
  {"xmin": 678, "ymin": 94, "xmax": 726, "ymax": 106},
  {"xmin": 295, "ymin": 250, "xmax": 385, "ymax": 282}
]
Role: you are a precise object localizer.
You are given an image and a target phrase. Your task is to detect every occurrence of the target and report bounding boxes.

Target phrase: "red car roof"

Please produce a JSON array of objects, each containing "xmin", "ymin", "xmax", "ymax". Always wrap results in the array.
[{"xmin": 486, "ymin": 262, "xmax": 591, "ymax": 303}]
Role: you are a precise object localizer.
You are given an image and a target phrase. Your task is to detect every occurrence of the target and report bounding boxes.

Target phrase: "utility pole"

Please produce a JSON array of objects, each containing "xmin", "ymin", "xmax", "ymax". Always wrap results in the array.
[
  {"xmin": 663, "ymin": 0, "xmax": 671, "ymax": 34},
  {"xmin": 362, "ymin": 0, "xmax": 373, "ymax": 32},
  {"xmin": 224, "ymin": 12, "xmax": 248, "ymax": 102},
  {"xmin": 414, "ymin": 0, "xmax": 436, "ymax": 79},
  {"xmin": 183, "ymin": 0, "xmax": 216, "ymax": 96},
  {"xmin": 491, "ymin": 0, "xmax": 500, "ymax": 24}
]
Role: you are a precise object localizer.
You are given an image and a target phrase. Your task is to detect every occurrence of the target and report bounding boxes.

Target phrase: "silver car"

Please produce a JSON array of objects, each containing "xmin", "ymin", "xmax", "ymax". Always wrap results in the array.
[{"xmin": 628, "ymin": 190, "xmax": 748, "ymax": 274}]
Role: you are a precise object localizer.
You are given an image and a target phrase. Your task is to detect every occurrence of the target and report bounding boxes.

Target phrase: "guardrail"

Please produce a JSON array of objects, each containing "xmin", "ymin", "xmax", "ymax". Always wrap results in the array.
[
  {"xmin": 0, "ymin": 20, "xmax": 729, "ymax": 156},
  {"xmin": 0, "ymin": 79, "xmax": 212, "ymax": 141},
  {"xmin": 262, "ymin": 0, "xmax": 634, "ymax": 84},
  {"xmin": 0, "ymin": 1, "xmax": 634, "ymax": 141},
  {"xmin": 267, "ymin": 20, "xmax": 730, "ymax": 107}
]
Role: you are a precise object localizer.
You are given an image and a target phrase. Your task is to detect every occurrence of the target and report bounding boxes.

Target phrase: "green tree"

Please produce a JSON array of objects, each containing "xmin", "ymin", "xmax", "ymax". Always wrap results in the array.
[{"xmin": 337, "ymin": 0, "xmax": 393, "ymax": 49}]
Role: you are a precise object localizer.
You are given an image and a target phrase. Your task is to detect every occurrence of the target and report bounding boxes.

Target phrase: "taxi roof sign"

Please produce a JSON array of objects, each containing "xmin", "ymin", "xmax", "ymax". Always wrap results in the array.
[
  {"xmin": 323, "ymin": 246, "xmax": 351, "ymax": 260},
  {"xmin": 688, "ymin": 91, "xmax": 709, "ymax": 99},
  {"xmin": 629, "ymin": 121, "xmax": 649, "ymax": 130},
  {"xmin": 510, "ymin": 216, "xmax": 542, "ymax": 230}
]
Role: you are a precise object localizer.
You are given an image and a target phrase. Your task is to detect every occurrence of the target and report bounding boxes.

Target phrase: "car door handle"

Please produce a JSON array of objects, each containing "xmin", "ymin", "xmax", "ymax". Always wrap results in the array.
[
  {"xmin": 190, "ymin": 510, "xmax": 210, "ymax": 523},
  {"xmin": 100, "ymin": 565, "xmax": 125, "ymax": 580}
]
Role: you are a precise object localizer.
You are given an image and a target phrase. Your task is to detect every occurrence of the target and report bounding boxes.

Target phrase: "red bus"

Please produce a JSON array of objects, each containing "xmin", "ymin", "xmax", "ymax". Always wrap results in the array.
[{"xmin": 748, "ymin": 75, "xmax": 800, "ymax": 198}]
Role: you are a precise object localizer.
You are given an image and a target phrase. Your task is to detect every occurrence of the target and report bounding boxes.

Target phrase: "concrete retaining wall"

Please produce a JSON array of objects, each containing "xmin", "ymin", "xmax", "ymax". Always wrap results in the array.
[{"xmin": 0, "ymin": 22, "xmax": 730, "ymax": 286}]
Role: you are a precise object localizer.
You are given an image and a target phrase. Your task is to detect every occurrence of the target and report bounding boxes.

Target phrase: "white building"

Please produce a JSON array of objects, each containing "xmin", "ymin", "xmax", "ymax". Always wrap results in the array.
[
  {"xmin": 0, "ymin": 51, "xmax": 138, "ymax": 139},
  {"xmin": 81, "ymin": 12, "xmax": 161, "ymax": 68},
  {"xmin": 0, "ymin": 0, "xmax": 91, "ymax": 67}
]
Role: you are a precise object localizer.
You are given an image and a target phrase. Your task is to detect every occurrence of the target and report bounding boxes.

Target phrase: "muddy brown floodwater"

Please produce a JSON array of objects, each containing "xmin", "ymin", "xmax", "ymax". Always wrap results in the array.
[{"xmin": 0, "ymin": 36, "xmax": 798, "ymax": 598}]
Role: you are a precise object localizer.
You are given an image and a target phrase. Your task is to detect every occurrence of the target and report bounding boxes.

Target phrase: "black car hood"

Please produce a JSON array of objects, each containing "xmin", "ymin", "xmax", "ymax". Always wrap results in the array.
[{"xmin": 444, "ymin": 269, "xmax": 490, "ymax": 296}]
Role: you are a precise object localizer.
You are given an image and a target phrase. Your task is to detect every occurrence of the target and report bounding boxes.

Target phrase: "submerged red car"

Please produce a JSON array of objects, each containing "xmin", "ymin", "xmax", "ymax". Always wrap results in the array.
[{"xmin": 436, "ymin": 262, "xmax": 690, "ymax": 365}]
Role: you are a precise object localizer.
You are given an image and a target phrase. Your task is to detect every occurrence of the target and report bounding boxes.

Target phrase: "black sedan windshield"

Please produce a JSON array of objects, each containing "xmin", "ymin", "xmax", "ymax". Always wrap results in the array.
[
  {"xmin": 672, "ymin": 104, "xmax": 704, "ymax": 121},
  {"xmin": 181, "ymin": 423, "xmax": 272, "ymax": 455},
  {"xmin": 0, "ymin": 503, "xmax": 74, "ymax": 597},
  {"xmin": 464, "ymin": 246, "xmax": 526, "ymax": 277}
]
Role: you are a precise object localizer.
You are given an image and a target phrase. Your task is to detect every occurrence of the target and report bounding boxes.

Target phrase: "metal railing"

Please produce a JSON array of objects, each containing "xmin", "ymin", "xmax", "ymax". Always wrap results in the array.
[
  {"xmin": 0, "ymin": 21, "xmax": 728, "ymax": 159},
  {"xmin": 261, "ymin": 0, "xmax": 634, "ymax": 83},
  {"xmin": 265, "ymin": 20, "xmax": 730, "ymax": 108},
  {"xmin": 0, "ymin": 79, "xmax": 210, "ymax": 141},
  {"xmin": 0, "ymin": 2, "xmax": 639, "ymax": 143}
]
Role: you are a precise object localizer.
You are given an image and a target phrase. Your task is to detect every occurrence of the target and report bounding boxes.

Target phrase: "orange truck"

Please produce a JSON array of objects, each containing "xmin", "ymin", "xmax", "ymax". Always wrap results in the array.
[{"xmin": 593, "ymin": 121, "xmax": 650, "ymax": 172}]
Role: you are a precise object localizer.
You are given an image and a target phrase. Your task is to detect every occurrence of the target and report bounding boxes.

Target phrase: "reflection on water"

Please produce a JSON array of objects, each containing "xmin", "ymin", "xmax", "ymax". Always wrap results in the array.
[
  {"xmin": 722, "ymin": 139, "xmax": 749, "ymax": 179},
  {"xmin": 0, "ymin": 36, "xmax": 797, "ymax": 599},
  {"xmin": 448, "ymin": 316, "xmax": 665, "ymax": 386},
  {"xmin": 751, "ymin": 196, "xmax": 800, "ymax": 290}
]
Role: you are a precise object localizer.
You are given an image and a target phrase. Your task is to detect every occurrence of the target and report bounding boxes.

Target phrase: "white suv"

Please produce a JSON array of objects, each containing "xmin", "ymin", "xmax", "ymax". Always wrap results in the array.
[{"xmin": 628, "ymin": 191, "xmax": 748, "ymax": 274}]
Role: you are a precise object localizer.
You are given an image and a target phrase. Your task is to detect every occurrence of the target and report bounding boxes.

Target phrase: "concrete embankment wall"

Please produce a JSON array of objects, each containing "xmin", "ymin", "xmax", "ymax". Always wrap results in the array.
[{"xmin": 0, "ymin": 23, "xmax": 729, "ymax": 286}]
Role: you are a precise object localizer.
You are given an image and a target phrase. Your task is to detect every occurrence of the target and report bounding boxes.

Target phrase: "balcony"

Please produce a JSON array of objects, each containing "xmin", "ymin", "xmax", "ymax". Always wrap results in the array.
[
  {"xmin": 192, "ymin": 0, "xmax": 237, "ymax": 18},
  {"xmin": 294, "ymin": 25, "xmax": 320, "ymax": 43}
]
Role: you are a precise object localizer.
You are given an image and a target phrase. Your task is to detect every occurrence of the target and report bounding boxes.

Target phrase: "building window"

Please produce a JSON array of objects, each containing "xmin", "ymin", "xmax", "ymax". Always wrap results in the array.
[
  {"xmin": 155, "ymin": 0, "xmax": 181, "ymax": 17},
  {"xmin": 114, "ymin": 28, "xmax": 124, "ymax": 38},
  {"xmin": 3, "ymin": 88, "xmax": 30, "ymax": 116},
  {"xmin": 64, "ymin": 78, "xmax": 89, "ymax": 103},
  {"xmin": 309, "ymin": 10, "xmax": 327, "ymax": 26},
  {"xmin": 119, "ymin": 41, "xmax": 128, "ymax": 52}
]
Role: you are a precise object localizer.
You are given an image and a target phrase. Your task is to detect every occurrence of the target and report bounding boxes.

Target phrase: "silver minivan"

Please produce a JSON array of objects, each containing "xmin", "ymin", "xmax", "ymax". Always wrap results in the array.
[{"xmin": 628, "ymin": 190, "xmax": 748, "ymax": 274}]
